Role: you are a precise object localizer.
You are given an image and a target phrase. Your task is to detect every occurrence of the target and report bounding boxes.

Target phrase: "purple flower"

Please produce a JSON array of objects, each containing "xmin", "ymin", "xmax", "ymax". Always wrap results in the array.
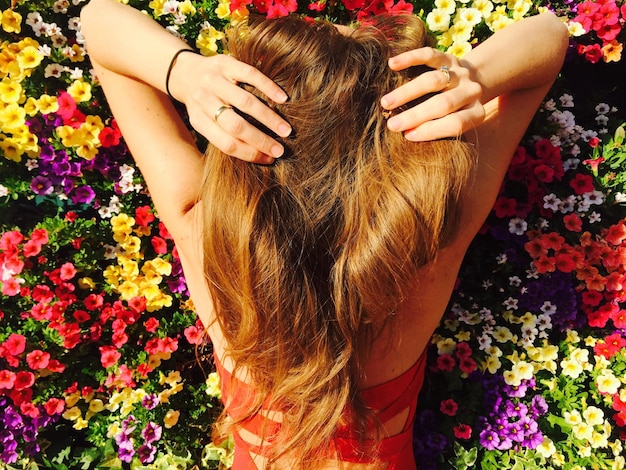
[
  {"xmin": 142, "ymin": 394, "xmax": 159, "ymax": 410},
  {"xmin": 141, "ymin": 422, "xmax": 162, "ymax": 445},
  {"xmin": 530, "ymin": 395, "xmax": 548, "ymax": 416},
  {"xmin": 71, "ymin": 185, "xmax": 96, "ymax": 204},
  {"xmin": 30, "ymin": 176, "xmax": 54, "ymax": 196},
  {"xmin": 479, "ymin": 428, "xmax": 500, "ymax": 450},
  {"xmin": 137, "ymin": 444, "xmax": 157, "ymax": 464},
  {"xmin": 117, "ymin": 440, "xmax": 135, "ymax": 463}
]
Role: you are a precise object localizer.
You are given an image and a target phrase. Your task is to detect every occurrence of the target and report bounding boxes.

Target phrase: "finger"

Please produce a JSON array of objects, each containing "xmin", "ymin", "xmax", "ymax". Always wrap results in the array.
[
  {"xmin": 387, "ymin": 47, "xmax": 448, "ymax": 71},
  {"xmin": 214, "ymin": 107, "xmax": 286, "ymax": 160},
  {"xmin": 221, "ymin": 58, "xmax": 292, "ymax": 138},
  {"xmin": 381, "ymin": 68, "xmax": 454, "ymax": 111},
  {"xmin": 387, "ymin": 86, "xmax": 467, "ymax": 132},
  {"xmin": 189, "ymin": 104, "xmax": 278, "ymax": 164},
  {"xmin": 403, "ymin": 106, "xmax": 485, "ymax": 142}
]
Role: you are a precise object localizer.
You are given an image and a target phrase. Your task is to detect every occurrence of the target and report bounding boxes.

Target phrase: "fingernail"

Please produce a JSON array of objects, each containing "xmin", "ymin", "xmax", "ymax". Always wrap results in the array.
[
  {"xmin": 381, "ymin": 96, "xmax": 393, "ymax": 108},
  {"xmin": 275, "ymin": 92, "xmax": 288, "ymax": 103},
  {"xmin": 387, "ymin": 117, "xmax": 400, "ymax": 132},
  {"xmin": 271, "ymin": 144, "xmax": 284, "ymax": 158},
  {"xmin": 278, "ymin": 123, "xmax": 291, "ymax": 137}
]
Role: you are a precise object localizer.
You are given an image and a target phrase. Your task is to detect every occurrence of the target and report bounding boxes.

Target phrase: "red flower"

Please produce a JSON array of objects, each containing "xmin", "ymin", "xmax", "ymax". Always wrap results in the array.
[
  {"xmin": 563, "ymin": 214, "xmax": 583, "ymax": 233},
  {"xmin": 99, "ymin": 345, "xmax": 121, "ymax": 368},
  {"xmin": 84, "ymin": 293, "xmax": 105, "ymax": 311},
  {"xmin": 583, "ymin": 44, "xmax": 603, "ymax": 63},
  {"xmin": 610, "ymin": 308, "xmax": 626, "ymax": 328},
  {"xmin": 151, "ymin": 236, "xmax": 168, "ymax": 254},
  {"xmin": 493, "ymin": 197, "xmax": 517, "ymax": 218},
  {"xmin": 20, "ymin": 402, "xmax": 40, "ymax": 418},
  {"xmin": 569, "ymin": 173, "xmax": 594, "ymax": 195},
  {"xmin": 128, "ymin": 296, "xmax": 147, "ymax": 314},
  {"xmin": 145, "ymin": 317, "xmax": 160, "ymax": 333},
  {"xmin": 458, "ymin": 356, "xmax": 477, "ymax": 375},
  {"xmin": 135, "ymin": 205, "xmax": 155, "ymax": 227},
  {"xmin": 453, "ymin": 423, "xmax": 472, "ymax": 440},
  {"xmin": 14, "ymin": 371, "xmax": 35, "ymax": 391},
  {"xmin": 606, "ymin": 221, "xmax": 626, "ymax": 245},
  {"xmin": 440, "ymin": 398, "xmax": 459, "ymax": 416},
  {"xmin": 435, "ymin": 354, "xmax": 456, "ymax": 372},
  {"xmin": 4, "ymin": 333, "xmax": 26, "ymax": 355},
  {"xmin": 533, "ymin": 163, "xmax": 555, "ymax": 183},
  {"xmin": 44, "ymin": 397, "xmax": 65, "ymax": 416},
  {"xmin": 26, "ymin": 350, "xmax": 51, "ymax": 370},
  {"xmin": 99, "ymin": 126, "xmax": 122, "ymax": 147}
]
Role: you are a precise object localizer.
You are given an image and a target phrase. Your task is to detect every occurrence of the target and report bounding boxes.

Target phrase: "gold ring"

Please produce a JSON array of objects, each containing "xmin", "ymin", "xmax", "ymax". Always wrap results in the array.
[
  {"xmin": 438, "ymin": 66, "xmax": 451, "ymax": 86},
  {"xmin": 214, "ymin": 104, "xmax": 233, "ymax": 121}
]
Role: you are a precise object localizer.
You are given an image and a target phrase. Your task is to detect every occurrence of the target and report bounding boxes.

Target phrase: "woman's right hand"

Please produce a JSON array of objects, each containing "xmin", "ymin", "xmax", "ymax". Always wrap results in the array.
[
  {"xmin": 380, "ymin": 47, "xmax": 485, "ymax": 142},
  {"xmin": 169, "ymin": 52, "xmax": 292, "ymax": 164}
]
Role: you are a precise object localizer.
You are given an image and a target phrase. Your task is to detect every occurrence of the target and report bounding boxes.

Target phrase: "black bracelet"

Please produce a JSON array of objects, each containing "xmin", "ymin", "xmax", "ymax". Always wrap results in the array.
[{"xmin": 165, "ymin": 48, "xmax": 196, "ymax": 102}]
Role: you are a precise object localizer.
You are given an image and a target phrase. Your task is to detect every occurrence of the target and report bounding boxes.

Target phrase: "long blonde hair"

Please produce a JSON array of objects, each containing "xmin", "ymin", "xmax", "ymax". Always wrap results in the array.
[{"xmin": 201, "ymin": 14, "xmax": 476, "ymax": 467}]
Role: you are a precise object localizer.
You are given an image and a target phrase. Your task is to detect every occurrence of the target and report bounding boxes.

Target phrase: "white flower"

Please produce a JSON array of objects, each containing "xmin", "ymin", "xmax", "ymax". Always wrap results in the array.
[
  {"xmin": 581, "ymin": 129, "xmax": 598, "ymax": 142},
  {"xmin": 509, "ymin": 276, "xmax": 522, "ymax": 287},
  {"xmin": 503, "ymin": 297, "xmax": 518, "ymax": 310},
  {"xmin": 595, "ymin": 114, "xmax": 609, "ymax": 126},
  {"xmin": 588, "ymin": 211, "xmax": 601, "ymax": 223},
  {"xmin": 540, "ymin": 301, "xmax": 557, "ymax": 315},
  {"xmin": 426, "ymin": 9, "xmax": 452, "ymax": 32},
  {"xmin": 0, "ymin": 185, "xmax": 8, "ymax": 197},
  {"xmin": 582, "ymin": 190, "xmax": 605, "ymax": 206},
  {"xmin": 68, "ymin": 17, "xmax": 81, "ymax": 31},
  {"xmin": 543, "ymin": 193, "xmax": 561, "ymax": 211},
  {"xmin": 26, "ymin": 12, "xmax": 43, "ymax": 28},
  {"xmin": 26, "ymin": 159, "xmax": 39, "ymax": 171},
  {"xmin": 595, "ymin": 103, "xmax": 611, "ymax": 114},
  {"xmin": 563, "ymin": 157, "xmax": 580, "ymax": 171},
  {"xmin": 508, "ymin": 217, "xmax": 527, "ymax": 235},
  {"xmin": 558, "ymin": 195, "xmax": 577, "ymax": 213},
  {"xmin": 559, "ymin": 93, "xmax": 574, "ymax": 107}
]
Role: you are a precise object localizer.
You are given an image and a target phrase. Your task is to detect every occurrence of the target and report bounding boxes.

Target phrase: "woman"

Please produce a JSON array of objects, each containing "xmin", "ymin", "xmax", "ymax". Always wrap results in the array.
[{"xmin": 80, "ymin": 2, "xmax": 568, "ymax": 468}]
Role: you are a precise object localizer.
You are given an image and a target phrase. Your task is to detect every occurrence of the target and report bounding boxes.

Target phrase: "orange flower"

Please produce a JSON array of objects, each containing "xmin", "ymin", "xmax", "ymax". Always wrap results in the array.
[{"xmin": 602, "ymin": 40, "xmax": 623, "ymax": 63}]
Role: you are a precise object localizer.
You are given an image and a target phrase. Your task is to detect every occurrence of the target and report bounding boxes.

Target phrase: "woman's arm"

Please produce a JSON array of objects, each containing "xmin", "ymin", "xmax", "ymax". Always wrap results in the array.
[
  {"xmin": 80, "ymin": 0, "xmax": 293, "ymax": 238},
  {"xmin": 381, "ymin": 12, "xmax": 568, "ymax": 141},
  {"xmin": 80, "ymin": 0, "xmax": 291, "ymax": 161}
]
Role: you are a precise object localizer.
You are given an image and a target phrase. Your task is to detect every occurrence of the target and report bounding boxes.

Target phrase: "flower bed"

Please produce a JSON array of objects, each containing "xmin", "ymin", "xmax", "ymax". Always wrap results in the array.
[{"xmin": 0, "ymin": 0, "xmax": 625, "ymax": 468}]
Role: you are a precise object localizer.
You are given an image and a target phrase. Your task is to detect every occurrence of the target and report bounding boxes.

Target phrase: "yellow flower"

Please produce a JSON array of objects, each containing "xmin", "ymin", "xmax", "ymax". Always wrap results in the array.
[
  {"xmin": 455, "ymin": 330, "xmax": 471, "ymax": 342},
  {"xmin": 121, "ymin": 235, "xmax": 142, "ymax": 254},
  {"xmin": 62, "ymin": 406, "xmax": 82, "ymax": 421},
  {"xmin": 215, "ymin": 0, "xmax": 231, "ymax": 19},
  {"xmin": 1, "ymin": 9, "xmax": 22, "ymax": 34},
  {"xmin": 565, "ymin": 329, "xmax": 581, "ymax": 343},
  {"xmin": 572, "ymin": 421, "xmax": 594, "ymax": 441},
  {"xmin": 149, "ymin": 0, "xmax": 166, "ymax": 14},
  {"xmin": 1, "ymin": 103, "xmax": 26, "ymax": 129},
  {"xmin": 434, "ymin": 0, "xmax": 456, "ymax": 14},
  {"xmin": 597, "ymin": 371, "xmax": 621, "ymax": 395},
  {"xmin": 179, "ymin": 0, "xmax": 197, "ymax": 15},
  {"xmin": 73, "ymin": 417, "xmax": 89, "ymax": 430},
  {"xmin": 206, "ymin": 372, "xmax": 222, "ymax": 399},
  {"xmin": 65, "ymin": 392, "xmax": 81, "ymax": 408},
  {"xmin": 603, "ymin": 40, "xmax": 623, "ymax": 63},
  {"xmin": 457, "ymin": 7, "xmax": 482, "ymax": 27},
  {"xmin": 67, "ymin": 80, "xmax": 92, "ymax": 103},
  {"xmin": 88, "ymin": 399, "xmax": 105, "ymax": 413},
  {"xmin": 164, "ymin": 409, "xmax": 180, "ymax": 428},
  {"xmin": 436, "ymin": 337, "xmax": 456, "ymax": 355},
  {"xmin": 560, "ymin": 358, "xmax": 583, "ymax": 378},
  {"xmin": 449, "ymin": 19, "xmax": 473, "ymax": 43},
  {"xmin": 590, "ymin": 430, "xmax": 608, "ymax": 449},
  {"xmin": 492, "ymin": 326, "xmax": 513, "ymax": 343},
  {"xmin": 0, "ymin": 79, "xmax": 22, "ymax": 104},
  {"xmin": 67, "ymin": 44, "xmax": 85, "ymax": 63},
  {"xmin": 471, "ymin": 0, "xmax": 493, "ymax": 18},
  {"xmin": 0, "ymin": 136, "xmax": 24, "ymax": 162},
  {"xmin": 76, "ymin": 140, "xmax": 99, "ymax": 160},
  {"xmin": 583, "ymin": 405, "xmax": 604, "ymax": 426},
  {"xmin": 196, "ymin": 27, "xmax": 225, "ymax": 56},
  {"xmin": 107, "ymin": 422, "xmax": 121, "ymax": 439},
  {"xmin": 17, "ymin": 45, "xmax": 43, "ymax": 70},
  {"xmin": 78, "ymin": 277, "xmax": 96, "ymax": 289},
  {"xmin": 567, "ymin": 21, "xmax": 586, "ymax": 37},
  {"xmin": 481, "ymin": 355, "xmax": 501, "ymax": 374},
  {"xmin": 426, "ymin": 9, "xmax": 451, "ymax": 32},
  {"xmin": 564, "ymin": 409, "xmax": 582, "ymax": 426},
  {"xmin": 536, "ymin": 436, "xmax": 556, "ymax": 458},
  {"xmin": 118, "ymin": 280, "xmax": 140, "ymax": 300}
]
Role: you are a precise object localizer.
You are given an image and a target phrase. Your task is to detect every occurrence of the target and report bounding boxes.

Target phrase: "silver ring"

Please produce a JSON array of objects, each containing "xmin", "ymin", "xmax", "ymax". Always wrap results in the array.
[
  {"xmin": 214, "ymin": 104, "xmax": 233, "ymax": 121},
  {"xmin": 438, "ymin": 65, "xmax": 451, "ymax": 86}
]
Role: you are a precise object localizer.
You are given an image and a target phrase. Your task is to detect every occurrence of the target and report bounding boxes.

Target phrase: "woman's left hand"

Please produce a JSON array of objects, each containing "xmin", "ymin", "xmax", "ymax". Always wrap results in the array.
[{"xmin": 380, "ymin": 47, "xmax": 485, "ymax": 141}]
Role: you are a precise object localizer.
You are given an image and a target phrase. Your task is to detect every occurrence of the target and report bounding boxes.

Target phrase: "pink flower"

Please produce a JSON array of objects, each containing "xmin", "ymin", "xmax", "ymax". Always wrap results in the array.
[
  {"xmin": 99, "ymin": 345, "xmax": 121, "ymax": 368},
  {"xmin": 0, "ymin": 370, "xmax": 17, "ymax": 389},
  {"xmin": 59, "ymin": 262, "xmax": 77, "ymax": 280},
  {"xmin": 184, "ymin": 325, "xmax": 204, "ymax": 345},
  {"xmin": 44, "ymin": 397, "xmax": 65, "ymax": 416},
  {"xmin": 145, "ymin": 317, "xmax": 160, "ymax": 333},
  {"xmin": 26, "ymin": 350, "xmax": 50, "ymax": 370},
  {"xmin": 1, "ymin": 277, "xmax": 22, "ymax": 296}
]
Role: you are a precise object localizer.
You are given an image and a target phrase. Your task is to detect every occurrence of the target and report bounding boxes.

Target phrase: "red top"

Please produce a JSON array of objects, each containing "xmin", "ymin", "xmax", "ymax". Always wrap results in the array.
[{"xmin": 214, "ymin": 352, "xmax": 426, "ymax": 469}]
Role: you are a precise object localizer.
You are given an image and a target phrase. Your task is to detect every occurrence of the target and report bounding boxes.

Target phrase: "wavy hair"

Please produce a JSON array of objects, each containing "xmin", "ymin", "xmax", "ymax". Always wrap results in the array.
[{"xmin": 201, "ymin": 13, "xmax": 476, "ymax": 467}]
